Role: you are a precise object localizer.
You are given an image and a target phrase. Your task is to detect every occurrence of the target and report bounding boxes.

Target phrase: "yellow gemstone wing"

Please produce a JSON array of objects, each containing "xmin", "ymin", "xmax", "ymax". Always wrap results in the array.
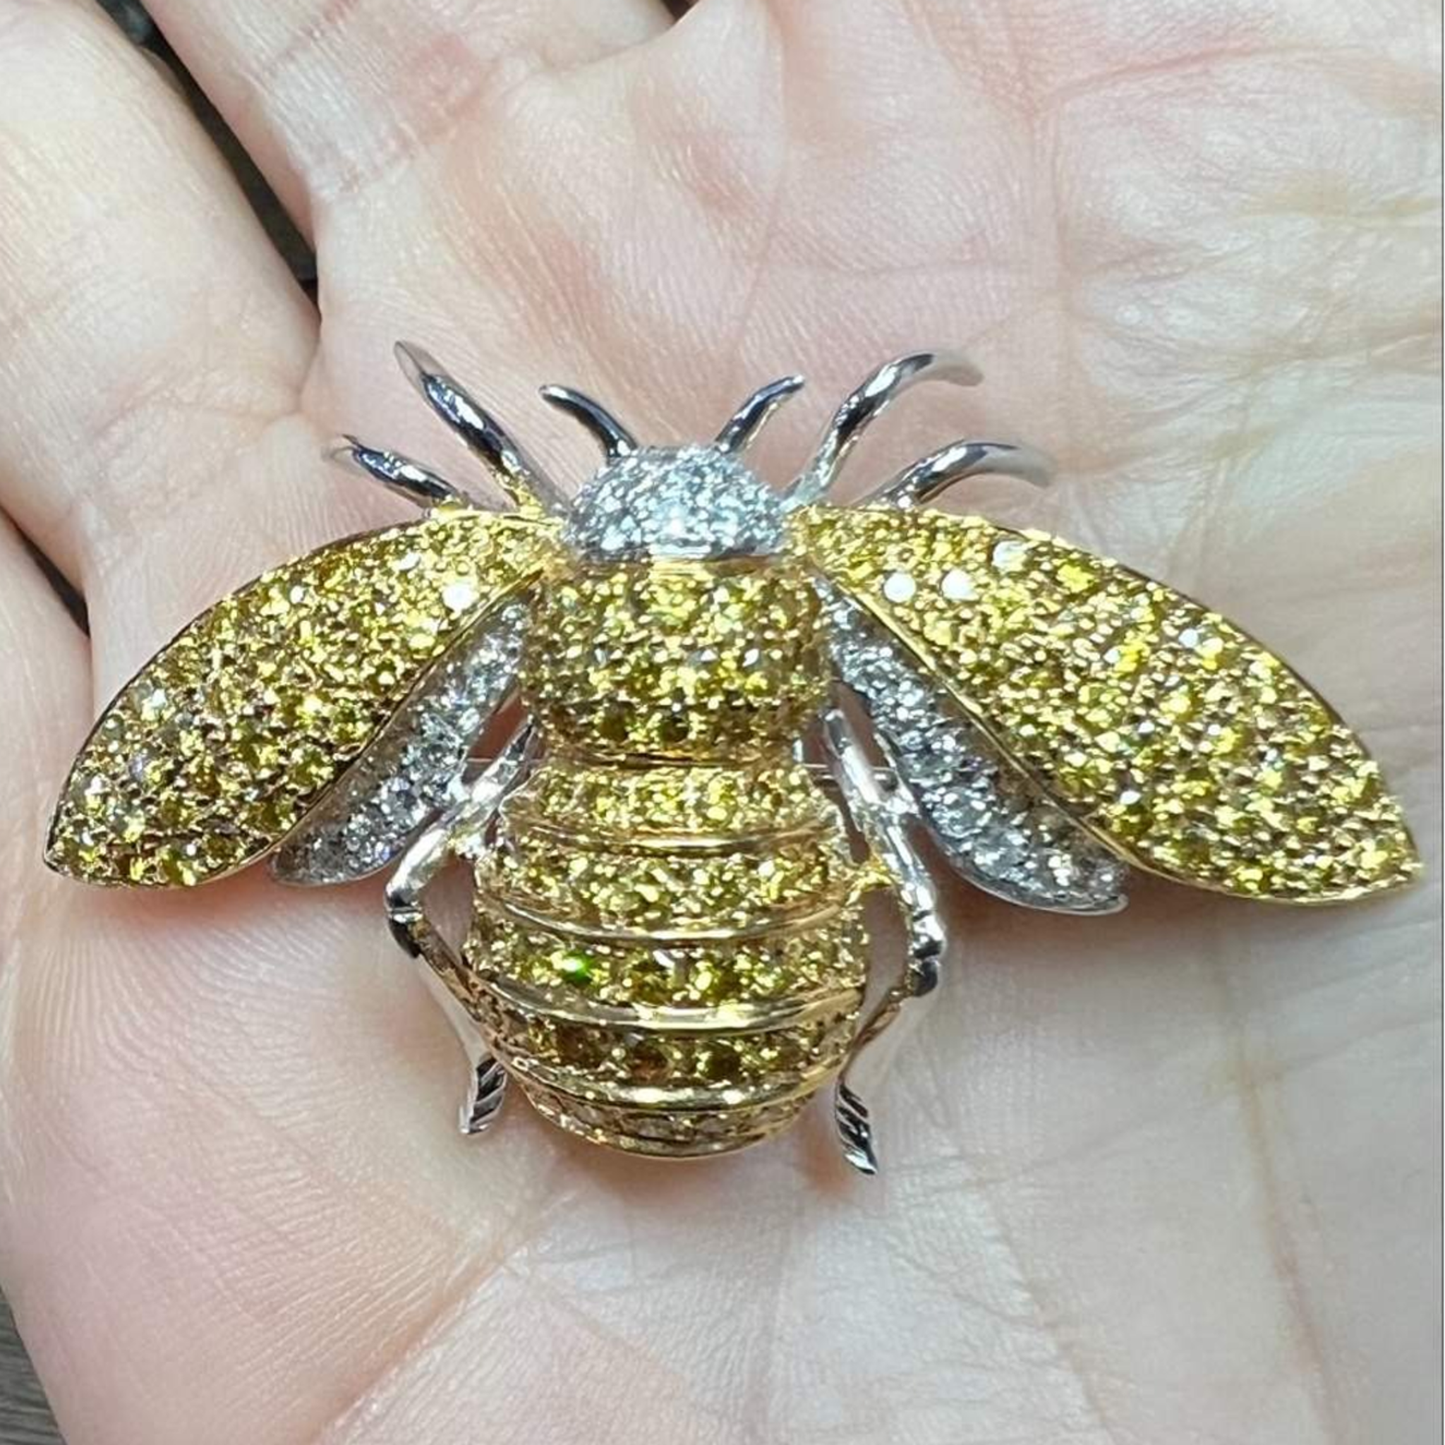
[
  {"xmin": 47, "ymin": 510, "xmax": 552, "ymax": 888},
  {"xmin": 797, "ymin": 505, "xmax": 1419, "ymax": 903}
]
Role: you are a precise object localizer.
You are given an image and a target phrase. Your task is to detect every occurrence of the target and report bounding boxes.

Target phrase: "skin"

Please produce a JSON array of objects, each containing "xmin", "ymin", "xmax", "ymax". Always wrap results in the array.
[{"xmin": 0, "ymin": 1, "xmax": 1437, "ymax": 1441}]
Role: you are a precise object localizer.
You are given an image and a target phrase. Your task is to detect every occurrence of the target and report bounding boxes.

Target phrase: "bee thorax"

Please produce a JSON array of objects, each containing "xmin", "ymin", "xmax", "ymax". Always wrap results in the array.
[{"xmin": 523, "ymin": 552, "xmax": 829, "ymax": 762}]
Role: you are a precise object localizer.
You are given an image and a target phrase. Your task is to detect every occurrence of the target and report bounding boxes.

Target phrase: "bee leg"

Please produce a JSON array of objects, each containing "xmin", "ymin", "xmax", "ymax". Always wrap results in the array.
[
  {"xmin": 386, "ymin": 726, "xmax": 536, "ymax": 1136},
  {"xmin": 393, "ymin": 342, "xmax": 569, "ymax": 517},
  {"xmin": 410, "ymin": 946, "xmax": 510, "ymax": 1137},
  {"xmin": 388, "ymin": 814, "xmax": 510, "ymax": 1136},
  {"xmin": 821, "ymin": 705, "xmax": 946, "ymax": 1175},
  {"xmin": 326, "ymin": 434, "xmax": 489, "ymax": 511},
  {"xmin": 784, "ymin": 351, "xmax": 983, "ymax": 507},
  {"xmin": 866, "ymin": 438, "xmax": 1056, "ymax": 508}
]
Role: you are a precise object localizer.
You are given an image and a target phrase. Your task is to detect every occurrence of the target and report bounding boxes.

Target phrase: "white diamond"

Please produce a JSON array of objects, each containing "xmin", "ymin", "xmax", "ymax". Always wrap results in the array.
[
  {"xmin": 882, "ymin": 571, "xmax": 917, "ymax": 604},
  {"xmin": 991, "ymin": 539, "xmax": 1029, "ymax": 573},
  {"xmin": 271, "ymin": 601, "xmax": 526, "ymax": 884},
  {"xmin": 442, "ymin": 580, "xmax": 479, "ymax": 613},
  {"xmin": 564, "ymin": 446, "xmax": 785, "ymax": 560},
  {"xmin": 823, "ymin": 584, "xmax": 1128, "ymax": 914},
  {"xmin": 941, "ymin": 568, "xmax": 977, "ymax": 602}
]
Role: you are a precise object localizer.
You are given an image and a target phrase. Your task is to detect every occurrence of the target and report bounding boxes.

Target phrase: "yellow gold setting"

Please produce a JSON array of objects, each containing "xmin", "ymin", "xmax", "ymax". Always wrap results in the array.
[
  {"xmin": 464, "ymin": 554, "xmax": 874, "ymax": 1158},
  {"xmin": 524, "ymin": 555, "xmax": 830, "ymax": 760}
]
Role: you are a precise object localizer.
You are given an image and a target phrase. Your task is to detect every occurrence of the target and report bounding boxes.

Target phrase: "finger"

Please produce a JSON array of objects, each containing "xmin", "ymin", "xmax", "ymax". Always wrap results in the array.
[
  {"xmin": 0, "ymin": 0, "xmax": 333, "ymax": 683},
  {"xmin": 0, "ymin": 520, "xmax": 88, "ymax": 892},
  {"xmin": 143, "ymin": 0, "xmax": 674, "ymax": 232}
]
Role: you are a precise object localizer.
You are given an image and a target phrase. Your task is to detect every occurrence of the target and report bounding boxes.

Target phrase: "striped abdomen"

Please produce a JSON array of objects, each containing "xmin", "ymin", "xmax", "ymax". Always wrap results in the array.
[{"xmin": 465, "ymin": 756, "xmax": 871, "ymax": 1156}]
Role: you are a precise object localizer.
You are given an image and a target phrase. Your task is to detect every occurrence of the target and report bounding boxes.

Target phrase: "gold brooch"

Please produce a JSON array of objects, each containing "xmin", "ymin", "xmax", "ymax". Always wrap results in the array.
[{"xmin": 45, "ymin": 346, "xmax": 1419, "ymax": 1172}]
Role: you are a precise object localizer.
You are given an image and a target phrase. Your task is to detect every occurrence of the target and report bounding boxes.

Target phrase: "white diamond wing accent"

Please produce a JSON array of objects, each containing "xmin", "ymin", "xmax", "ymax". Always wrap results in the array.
[
  {"xmin": 271, "ymin": 600, "xmax": 528, "ymax": 885},
  {"xmin": 824, "ymin": 588, "xmax": 1129, "ymax": 914}
]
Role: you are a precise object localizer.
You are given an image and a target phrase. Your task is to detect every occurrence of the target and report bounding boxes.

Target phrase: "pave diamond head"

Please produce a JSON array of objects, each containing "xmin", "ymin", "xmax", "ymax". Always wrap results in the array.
[{"xmin": 562, "ymin": 445, "xmax": 787, "ymax": 561}]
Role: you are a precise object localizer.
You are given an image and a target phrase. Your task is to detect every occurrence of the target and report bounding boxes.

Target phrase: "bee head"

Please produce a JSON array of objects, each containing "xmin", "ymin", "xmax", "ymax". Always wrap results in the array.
[
  {"xmin": 561, "ymin": 446, "xmax": 786, "ymax": 561},
  {"xmin": 546, "ymin": 375, "xmax": 804, "ymax": 562}
]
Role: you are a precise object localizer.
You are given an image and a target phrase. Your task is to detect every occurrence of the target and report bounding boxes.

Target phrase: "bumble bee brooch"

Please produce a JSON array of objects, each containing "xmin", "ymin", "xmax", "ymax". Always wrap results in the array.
[{"xmin": 45, "ymin": 346, "xmax": 1420, "ymax": 1173}]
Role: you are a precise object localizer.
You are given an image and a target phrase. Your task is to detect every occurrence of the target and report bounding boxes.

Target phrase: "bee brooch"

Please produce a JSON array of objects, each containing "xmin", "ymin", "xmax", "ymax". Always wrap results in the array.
[{"xmin": 46, "ymin": 346, "xmax": 1420, "ymax": 1173}]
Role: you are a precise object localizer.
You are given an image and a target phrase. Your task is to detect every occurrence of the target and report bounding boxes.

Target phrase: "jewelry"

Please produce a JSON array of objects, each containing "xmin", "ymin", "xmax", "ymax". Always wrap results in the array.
[{"xmin": 45, "ymin": 345, "xmax": 1419, "ymax": 1172}]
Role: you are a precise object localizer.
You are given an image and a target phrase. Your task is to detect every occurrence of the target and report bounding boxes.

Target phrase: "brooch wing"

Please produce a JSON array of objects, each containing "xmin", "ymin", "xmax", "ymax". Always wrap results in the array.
[
  {"xmin": 47, "ymin": 511, "xmax": 550, "ymax": 888},
  {"xmin": 799, "ymin": 505, "xmax": 1418, "ymax": 904}
]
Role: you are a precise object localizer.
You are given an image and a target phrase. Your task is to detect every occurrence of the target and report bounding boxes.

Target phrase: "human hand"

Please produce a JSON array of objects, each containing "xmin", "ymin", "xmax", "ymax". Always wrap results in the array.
[{"xmin": 0, "ymin": 2, "xmax": 1437, "ymax": 1441}]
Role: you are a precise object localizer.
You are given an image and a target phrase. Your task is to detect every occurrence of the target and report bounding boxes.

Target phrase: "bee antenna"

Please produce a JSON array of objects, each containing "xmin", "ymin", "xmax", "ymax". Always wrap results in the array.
[
  {"xmin": 715, "ymin": 375, "xmax": 804, "ymax": 455},
  {"xmin": 538, "ymin": 385, "xmax": 638, "ymax": 461}
]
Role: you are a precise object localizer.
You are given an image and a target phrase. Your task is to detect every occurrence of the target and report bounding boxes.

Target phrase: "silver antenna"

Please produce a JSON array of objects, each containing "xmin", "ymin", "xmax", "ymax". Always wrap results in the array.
[
  {"xmin": 715, "ymin": 375, "xmax": 804, "ymax": 455},
  {"xmin": 539, "ymin": 385, "xmax": 637, "ymax": 461}
]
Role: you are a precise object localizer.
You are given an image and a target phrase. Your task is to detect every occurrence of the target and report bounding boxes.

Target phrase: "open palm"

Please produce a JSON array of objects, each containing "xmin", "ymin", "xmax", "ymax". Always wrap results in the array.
[{"xmin": 0, "ymin": 2, "xmax": 1438, "ymax": 1442}]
